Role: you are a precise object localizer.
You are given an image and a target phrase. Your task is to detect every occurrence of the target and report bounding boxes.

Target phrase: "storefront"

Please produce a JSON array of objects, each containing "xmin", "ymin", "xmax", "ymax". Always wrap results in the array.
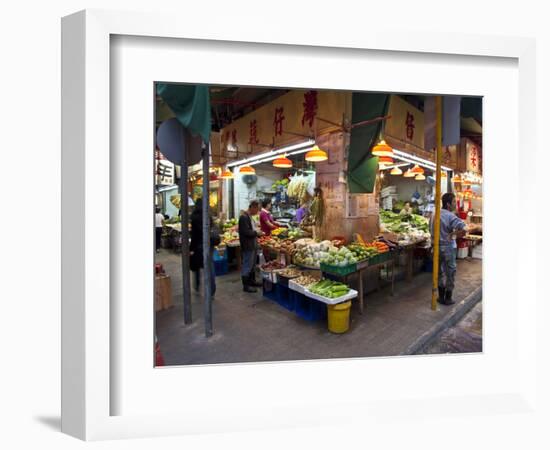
[{"xmin": 155, "ymin": 86, "xmax": 482, "ymax": 336}]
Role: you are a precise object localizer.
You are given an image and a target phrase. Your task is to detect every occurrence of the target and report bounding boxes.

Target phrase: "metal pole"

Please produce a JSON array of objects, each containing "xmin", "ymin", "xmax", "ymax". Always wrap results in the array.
[
  {"xmin": 202, "ymin": 142, "xmax": 213, "ymax": 337},
  {"xmin": 180, "ymin": 130, "xmax": 192, "ymax": 324},
  {"xmin": 431, "ymin": 96, "xmax": 443, "ymax": 311}
]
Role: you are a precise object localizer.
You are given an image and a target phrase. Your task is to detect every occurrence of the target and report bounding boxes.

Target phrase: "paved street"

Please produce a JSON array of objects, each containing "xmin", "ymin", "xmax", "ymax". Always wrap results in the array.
[
  {"xmin": 155, "ymin": 249, "xmax": 482, "ymax": 366},
  {"xmin": 421, "ymin": 302, "xmax": 482, "ymax": 354}
]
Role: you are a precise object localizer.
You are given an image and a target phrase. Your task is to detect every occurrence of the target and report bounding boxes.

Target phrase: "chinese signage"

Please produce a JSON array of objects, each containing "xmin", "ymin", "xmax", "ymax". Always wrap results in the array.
[
  {"xmin": 466, "ymin": 140, "xmax": 481, "ymax": 173},
  {"xmin": 219, "ymin": 89, "xmax": 349, "ymax": 157},
  {"xmin": 384, "ymin": 95, "xmax": 425, "ymax": 149},
  {"xmin": 155, "ymin": 152, "xmax": 175, "ymax": 185}
]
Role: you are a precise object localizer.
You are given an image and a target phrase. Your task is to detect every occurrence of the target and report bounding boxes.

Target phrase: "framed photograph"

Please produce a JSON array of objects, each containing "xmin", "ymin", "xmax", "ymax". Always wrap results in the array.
[{"xmin": 61, "ymin": 9, "xmax": 537, "ymax": 441}]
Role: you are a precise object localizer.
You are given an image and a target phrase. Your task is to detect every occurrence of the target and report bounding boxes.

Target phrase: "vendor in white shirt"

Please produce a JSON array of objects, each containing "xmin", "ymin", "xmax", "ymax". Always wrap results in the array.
[{"xmin": 155, "ymin": 206, "xmax": 165, "ymax": 253}]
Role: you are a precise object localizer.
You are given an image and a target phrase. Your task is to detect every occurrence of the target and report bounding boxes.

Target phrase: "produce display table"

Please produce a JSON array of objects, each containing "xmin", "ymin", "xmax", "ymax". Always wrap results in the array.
[
  {"xmin": 226, "ymin": 241, "xmax": 241, "ymax": 271},
  {"xmin": 463, "ymin": 235, "xmax": 482, "ymax": 258},
  {"xmin": 262, "ymin": 276, "xmax": 355, "ymax": 326},
  {"xmin": 398, "ymin": 241, "xmax": 426, "ymax": 281},
  {"xmin": 320, "ymin": 252, "xmax": 395, "ymax": 315}
]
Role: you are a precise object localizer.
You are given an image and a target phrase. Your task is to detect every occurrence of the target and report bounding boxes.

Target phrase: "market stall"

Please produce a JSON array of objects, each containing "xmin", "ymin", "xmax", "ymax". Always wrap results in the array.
[{"xmin": 256, "ymin": 234, "xmax": 398, "ymax": 324}]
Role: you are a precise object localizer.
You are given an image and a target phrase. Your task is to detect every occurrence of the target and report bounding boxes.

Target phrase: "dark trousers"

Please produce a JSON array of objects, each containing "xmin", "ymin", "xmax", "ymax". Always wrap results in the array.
[
  {"xmin": 438, "ymin": 246, "xmax": 457, "ymax": 291},
  {"xmin": 155, "ymin": 227, "xmax": 162, "ymax": 250},
  {"xmin": 193, "ymin": 258, "xmax": 217, "ymax": 296}
]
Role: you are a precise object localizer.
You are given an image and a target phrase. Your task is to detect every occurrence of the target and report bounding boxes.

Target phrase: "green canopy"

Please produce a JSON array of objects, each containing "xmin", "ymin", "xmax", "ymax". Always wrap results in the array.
[
  {"xmin": 156, "ymin": 84, "xmax": 211, "ymax": 143},
  {"xmin": 347, "ymin": 93, "xmax": 390, "ymax": 193}
]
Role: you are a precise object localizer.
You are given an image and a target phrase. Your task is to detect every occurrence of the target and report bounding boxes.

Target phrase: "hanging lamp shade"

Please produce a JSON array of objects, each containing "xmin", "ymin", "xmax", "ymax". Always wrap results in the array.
[
  {"xmin": 305, "ymin": 145, "xmax": 328, "ymax": 162},
  {"xmin": 372, "ymin": 139, "xmax": 393, "ymax": 157},
  {"xmin": 196, "ymin": 177, "xmax": 203, "ymax": 185},
  {"xmin": 273, "ymin": 156, "xmax": 293, "ymax": 168},
  {"xmin": 441, "ymin": 171, "xmax": 447, "ymax": 178},
  {"xmin": 239, "ymin": 165, "xmax": 255, "ymax": 174},
  {"xmin": 411, "ymin": 164, "xmax": 424, "ymax": 175},
  {"xmin": 452, "ymin": 175, "xmax": 462, "ymax": 183},
  {"xmin": 378, "ymin": 157, "xmax": 394, "ymax": 170},
  {"xmin": 219, "ymin": 170, "xmax": 234, "ymax": 179},
  {"xmin": 415, "ymin": 173, "xmax": 426, "ymax": 181},
  {"xmin": 390, "ymin": 166, "xmax": 403, "ymax": 175},
  {"xmin": 403, "ymin": 168, "xmax": 415, "ymax": 178}
]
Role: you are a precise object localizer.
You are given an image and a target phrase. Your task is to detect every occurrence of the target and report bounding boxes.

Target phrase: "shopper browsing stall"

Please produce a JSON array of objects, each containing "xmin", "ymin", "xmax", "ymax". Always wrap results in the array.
[
  {"xmin": 239, "ymin": 200, "xmax": 264, "ymax": 293},
  {"xmin": 435, "ymin": 193, "xmax": 466, "ymax": 305}
]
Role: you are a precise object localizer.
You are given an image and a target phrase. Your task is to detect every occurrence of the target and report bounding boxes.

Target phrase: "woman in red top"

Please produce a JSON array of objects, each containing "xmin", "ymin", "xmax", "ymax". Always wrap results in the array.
[{"xmin": 259, "ymin": 199, "xmax": 283, "ymax": 235}]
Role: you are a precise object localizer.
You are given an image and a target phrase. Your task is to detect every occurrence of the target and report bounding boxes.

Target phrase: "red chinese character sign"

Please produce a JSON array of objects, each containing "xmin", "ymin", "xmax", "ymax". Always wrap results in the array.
[
  {"xmin": 466, "ymin": 141, "xmax": 481, "ymax": 173},
  {"xmin": 301, "ymin": 90, "xmax": 318, "ymax": 128},
  {"xmin": 405, "ymin": 111, "xmax": 415, "ymax": 140},
  {"xmin": 273, "ymin": 107, "xmax": 285, "ymax": 136},
  {"xmin": 248, "ymin": 119, "xmax": 259, "ymax": 145}
]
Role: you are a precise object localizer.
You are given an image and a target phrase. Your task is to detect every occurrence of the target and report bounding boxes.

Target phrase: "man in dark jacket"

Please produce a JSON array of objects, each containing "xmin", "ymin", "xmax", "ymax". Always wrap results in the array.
[{"xmin": 238, "ymin": 200, "xmax": 264, "ymax": 292}]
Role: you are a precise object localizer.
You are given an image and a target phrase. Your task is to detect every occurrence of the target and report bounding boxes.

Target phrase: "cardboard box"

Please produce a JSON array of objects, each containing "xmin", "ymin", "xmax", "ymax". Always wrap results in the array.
[{"xmin": 155, "ymin": 275, "xmax": 173, "ymax": 311}]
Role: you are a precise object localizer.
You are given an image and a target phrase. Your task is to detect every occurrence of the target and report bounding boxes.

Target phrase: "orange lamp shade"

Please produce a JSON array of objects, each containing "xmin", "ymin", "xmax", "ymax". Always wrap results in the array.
[
  {"xmin": 452, "ymin": 175, "xmax": 462, "ymax": 183},
  {"xmin": 305, "ymin": 145, "xmax": 328, "ymax": 162},
  {"xmin": 372, "ymin": 140, "xmax": 393, "ymax": 157},
  {"xmin": 378, "ymin": 156, "xmax": 394, "ymax": 169},
  {"xmin": 273, "ymin": 156, "xmax": 293, "ymax": 168},
  {"xmin": 411, "ymin": 164, "xmax": 424, "ymax": 175},
  {"xmin": 196, "ymin": 177, "xmax": 203, "ymax": 185},
  {"xmin": 403, "ymin": 169, "xmax": 415, "ymax": 178},
  {"xmin": 239, "ymin": 165, "xmax": 255, "ymax": 174},
  {"xmin": 415, "ymin": 174, "xmax": 426, "ymax": 180},
  {"xmin": 219, "ymin": 170, "xmax": 234, "ymax": 179},
  {"xmin": 390, "ymin": 167, "xmax": 403, "ymax": 175}
]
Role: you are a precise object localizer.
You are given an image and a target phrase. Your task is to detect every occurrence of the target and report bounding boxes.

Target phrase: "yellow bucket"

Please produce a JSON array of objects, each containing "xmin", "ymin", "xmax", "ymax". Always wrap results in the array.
[{"xmin": 327, "ymin": 301, "xmax": 352, "ymax": 334}]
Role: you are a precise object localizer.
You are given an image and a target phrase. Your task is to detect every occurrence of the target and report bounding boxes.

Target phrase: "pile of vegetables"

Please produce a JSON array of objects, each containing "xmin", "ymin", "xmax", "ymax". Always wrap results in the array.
[
  {"xmin": 222, "ymin": 218, "xmax": 237, "ymax": 230},
  {"xmin": 288, "ymin": 227, "xmax": 307, "ymax": 240},
  {"xmin": 346, "ymin": 243, "xmax": 378, "ymax": 261},
  {"xmin": 308, "ymin": 279, "xmax": 350, "ymax": 299},
  {"xmin": 277, "ymin": 267, "xmax": 302, "ymax": 278},
  {"xmin": 292, "ymin": 240, "xmax": 337, "ymax": 268},
  {"xmin": 319, "ymin": 246, "xmax": 358, "ymax": 267},
  {"xmin": 222, "ymin": 230, "xmax": 239, "ymax": 245},
  {"xmin": 261, "ymin": 261, "xmax": 285, "ymax": 271},
  {"xmin": 271, "ymin": 227, "xmax": 287, "ymax": 238},
  {"xmin": 271, "ymin": 178, "xmax": 289, "ymax": 190},
  {"xmin": 380, "ymin": 210, "xmax": 430, "ymax": 244},
  {"xmin": 372, "ymin": 241, "xmax": 389, "ymax": 253},
  {"xmin": 292, "ymin": 275, "xmax": 321, "ymax": 287}
]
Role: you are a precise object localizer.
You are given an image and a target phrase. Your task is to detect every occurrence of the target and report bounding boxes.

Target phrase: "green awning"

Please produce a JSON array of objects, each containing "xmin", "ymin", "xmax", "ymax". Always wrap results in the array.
[
  {"xmin": 347, "ymin": 93, "xmax": 390, "ymax": 193},
  {"xmin": 156, "ymin": 84, "xmax": 211, "ymax": 143}
]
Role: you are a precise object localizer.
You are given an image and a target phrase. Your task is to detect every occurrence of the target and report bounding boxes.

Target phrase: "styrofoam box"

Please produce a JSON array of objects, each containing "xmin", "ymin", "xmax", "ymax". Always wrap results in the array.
[{"xmin": 304, "ymin": 288, "xmax": 358, "ymax": 305}]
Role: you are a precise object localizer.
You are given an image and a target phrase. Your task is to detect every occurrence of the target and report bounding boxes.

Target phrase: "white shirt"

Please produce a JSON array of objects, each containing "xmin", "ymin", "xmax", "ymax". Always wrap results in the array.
[{"xmin": 155, "ymin": 213, "xmax": 164, "ymax": 228}]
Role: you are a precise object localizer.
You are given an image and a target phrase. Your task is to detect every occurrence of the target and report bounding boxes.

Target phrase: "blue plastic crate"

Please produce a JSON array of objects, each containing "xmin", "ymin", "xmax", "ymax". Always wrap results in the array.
[
  {"xmin": 275, "ymin": 284, "xmax": 295, "ymax": 311},
  {"xmin": 293, "ymin": 291, "xmax": 327, "ymax": 322},
  {"xmin": 213, "ymin": 248, "xmax": 228, "ymax": 262},
  {"xmin": 311, "ymin": 298, "xmax": 328, "ymax": 321},
  {"xmin": 214, "ymin": 259, "xmax": 228, "ymax": 276},
  {"xmin": 263, "ymin": 280, "xmax": 277, "ymax": 302}
]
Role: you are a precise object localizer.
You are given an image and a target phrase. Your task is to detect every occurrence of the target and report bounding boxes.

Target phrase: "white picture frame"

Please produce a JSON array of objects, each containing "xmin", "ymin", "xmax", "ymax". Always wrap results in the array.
[{"xmin": 61, "ymin": 9, "xmax": 538, "ymax": 441}]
